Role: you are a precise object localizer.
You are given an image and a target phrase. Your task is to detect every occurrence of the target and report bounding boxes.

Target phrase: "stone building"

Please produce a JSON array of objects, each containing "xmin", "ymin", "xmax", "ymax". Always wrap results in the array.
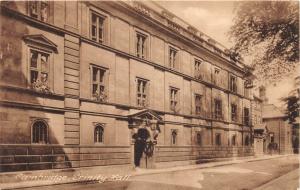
[
  {"xmin": 0, "ymin": 1, "xmax": 254, "ymax": 172},
  {"xmin": 252, "ymin": 95, "xmax": 267, "ymax": 155},
  {"xmin": 259, "ymin": 87, "xmax": 293, "ymax": 154}
]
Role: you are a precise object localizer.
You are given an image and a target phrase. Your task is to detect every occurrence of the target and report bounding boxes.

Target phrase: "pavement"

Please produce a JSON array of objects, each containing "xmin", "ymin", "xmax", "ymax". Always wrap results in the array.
[
  {"xmin": 254, "ymin": 168, "xmax": 300, "ymax": 190},
  {"xmin": 0, "ymin": 154, "xmax": 298, "ymax": 190}
]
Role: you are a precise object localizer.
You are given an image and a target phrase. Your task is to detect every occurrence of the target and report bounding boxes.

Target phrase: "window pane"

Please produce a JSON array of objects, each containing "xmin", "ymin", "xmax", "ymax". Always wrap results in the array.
[
  {"xmin": 99, "ymin": 85, "xmax": 105, "ymax": 93},
  {"xmin": 41, "ymin": 54, "xmax": 49, "ymax": 72},
  {"xmin": 99, "ymin": 70, "xmax": 105, "ymax": 83},
  {"xmin": 92, "ymin": 68, "xmax": 98, "ymax": 81},
  {"xmin": 30, "ymin": 70, "xmax": 38, "ymax": 83},
  {"xmin": 142, "ymin": 81, "xmax": 146, "ymax": 93},
  {"xmin": 136, "ymin": 35, "xmax": 140, "ymax": 57},
  {"xmin": 30, "ymin": 51, "xmax": 38, "ymax": 68},
  {"xmin": 92, "ymin": 14, "xmax": 97, "ymax": 25},
  {"xmin": 92, "ymin": 26, "xmax": 97, "ymax": 40},
  {"xmin": 92, "ymin": 84, "xmax": 98, "ymax": 95},
  {"xmin": 98, "ymin": 28, "xmax": 103, "ymax": 42},
  {"xmin": 98, "ymin": 18, "xmax": 104, "ymax": 41},
  {"xmin": 91, "ymin": 14, "xmax": 97, "ymax": 40}
]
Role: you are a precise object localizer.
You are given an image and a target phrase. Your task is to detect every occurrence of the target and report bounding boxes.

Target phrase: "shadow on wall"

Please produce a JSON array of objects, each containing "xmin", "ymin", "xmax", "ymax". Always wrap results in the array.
[{"xmin": 0, "ymin": 1, "xmax": 73, "ymax": 172}]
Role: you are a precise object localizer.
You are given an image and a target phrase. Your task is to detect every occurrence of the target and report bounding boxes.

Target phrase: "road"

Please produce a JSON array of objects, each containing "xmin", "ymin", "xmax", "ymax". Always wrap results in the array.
[{"xmin": 24, "ymin": 156, "xmax": 299, "ymax": 190}]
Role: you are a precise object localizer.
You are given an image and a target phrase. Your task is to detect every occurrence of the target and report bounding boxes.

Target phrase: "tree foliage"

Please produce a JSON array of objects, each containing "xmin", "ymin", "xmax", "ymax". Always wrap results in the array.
[
  {"xmin": 229, "ymin": 1, "xmax": 299, "ymax": 83},
  {"xmin": 283, "ymin": 95, "xmax": 299, "ymax": 125}
]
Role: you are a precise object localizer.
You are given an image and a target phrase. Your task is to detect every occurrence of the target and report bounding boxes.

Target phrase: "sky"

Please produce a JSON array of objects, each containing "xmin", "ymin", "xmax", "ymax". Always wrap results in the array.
[
  {"xmin": 157, "ymin": 1, "xmax": 235, "ymax": 48},
  {"xmin": 157, "ymin": 1, "xmax": 297, "ymax": 107}
]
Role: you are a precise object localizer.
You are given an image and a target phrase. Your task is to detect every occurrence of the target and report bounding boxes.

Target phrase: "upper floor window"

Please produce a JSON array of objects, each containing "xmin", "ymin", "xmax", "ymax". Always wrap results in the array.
[
  {"xmin": 32, "ymin": 120, "xmax": 48, "ymax": 144},
  {"xmin": 24, "ymin": 35, "xmax": 57, "ymax": 93},
  {"xmin": 92, "ymin": 66, "xmax": 107, "ymax": 102},
  {"xmin": 194, "ymin": 59, "xmax": 202, "ymax": 79},
  {"xmin": 94, "ymin": 125, "xmax": 104, "ymax": 143},
  {"xmin": 30, "ymin": 50, "xmax": 49, "ymax": 87},
  {"xmin": 195, "ymin": 94, "xmax": 202, "ymax": 115},
  {"xmin": 214, "ymin": 99, "xmax": 222, "ymax": 120},
  {"xmin": 171, "ymin": 129, "xmax": 177, "ymax": 145},
  {"xmin": 215, "ymin": 133, "xmax": 221, "ymax": 146},
  {"xmin": 170, "ymin": 87, "xmax": 179, "ymax": 112},
  {"xmin": 196, "ymin": 132, "xmax": 202, "ymax": 146},
  {"xmin": 230, "ymin": 75, "xmax": 237, "ymax": 93},
  {"xmin": 244, "ymin": 107, "xmax": 250, "ymax": 125},
  {"xmin": 29, "ymin": 1, "xmax": 49, "ymax": 22},
  {"xmin": 136, "ymin": 78, "xmax": 149, "ymax": 107},
  {"xmin": 169, "ymin": 47, "xmax": 178, "ymax": 69},
  {"xmin": 232, "ymin": 135, "xmax": 236, "ymax": 146},
  {"xmin": 231, "ymin": 104, "xmax": 237, "ymax": 122},
  {"xmin": 90, "ymin": 12, "xmax": 105, "ymax": 43},
  {"xmin": 136, "ymin": 32, "xmax": 147, "ymax": 59}
]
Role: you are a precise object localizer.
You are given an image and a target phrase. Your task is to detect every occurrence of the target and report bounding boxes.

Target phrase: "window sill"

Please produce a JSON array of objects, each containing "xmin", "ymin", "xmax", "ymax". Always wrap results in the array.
[{"xmin": 94, "ymin": 143, "xmax": 105, "ymax": 146}]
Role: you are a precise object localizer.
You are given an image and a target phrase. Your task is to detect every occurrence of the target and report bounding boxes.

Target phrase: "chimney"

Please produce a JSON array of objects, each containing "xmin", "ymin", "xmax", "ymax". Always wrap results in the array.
[{"xmin": 259, "ymin": 86, "xmax": 268, "ymax": 104}]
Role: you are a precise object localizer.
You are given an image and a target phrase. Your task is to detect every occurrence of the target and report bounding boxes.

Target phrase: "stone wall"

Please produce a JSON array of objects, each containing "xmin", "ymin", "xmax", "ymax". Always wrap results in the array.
[
  {"xmin": 0, "ymin": 144, "xmax": 131, "ymax": 172},
  {"xmin": 0, "ymin": 144, "xmax": 254, "ymax": 172}
]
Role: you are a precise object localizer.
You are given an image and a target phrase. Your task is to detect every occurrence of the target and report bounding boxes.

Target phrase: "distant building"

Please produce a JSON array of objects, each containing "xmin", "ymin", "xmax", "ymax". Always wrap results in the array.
[
  {"xmin": 252, "ymin": 95, "xmax": 267, "ymax": 155},
  {"xmin": 259, "ymin": 87, "xmax": 293, "ymax": 154}
]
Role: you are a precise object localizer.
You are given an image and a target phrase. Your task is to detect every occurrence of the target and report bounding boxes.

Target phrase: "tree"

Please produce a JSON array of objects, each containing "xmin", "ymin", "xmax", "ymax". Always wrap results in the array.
[
  {"xmin": 282, "ymin": 95, "xmax": 299, "ymax": 153},
  {"xmin": 283, "ymin": 96, "xmax": 299, "ymax": 125},
  {"xmin": 229, "ymin": 1, "xmax": 299, "ymax": 83}
]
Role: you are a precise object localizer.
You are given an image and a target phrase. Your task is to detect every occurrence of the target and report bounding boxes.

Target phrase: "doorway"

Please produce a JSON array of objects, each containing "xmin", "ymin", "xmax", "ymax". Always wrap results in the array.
[{"xmin": 134, "ymin": 128, "xmax": 152, "ymax": 168}]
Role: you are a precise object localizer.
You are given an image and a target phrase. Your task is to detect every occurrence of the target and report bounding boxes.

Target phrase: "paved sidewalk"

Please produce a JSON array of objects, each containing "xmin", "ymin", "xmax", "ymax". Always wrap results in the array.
[
  {"xmin": 0, "ymin": 154, "xmax": 297, "ymax": 189},
  {"xmin": 254, "ymin": 168, "xmax": 299, "ymax": 190}
]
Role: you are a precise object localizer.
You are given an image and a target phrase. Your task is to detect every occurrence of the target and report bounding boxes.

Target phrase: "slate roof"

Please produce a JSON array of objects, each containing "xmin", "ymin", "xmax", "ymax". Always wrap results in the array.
[{"xmin": 262, "ymin": 104, "xmax": 286, "ymax": 119}]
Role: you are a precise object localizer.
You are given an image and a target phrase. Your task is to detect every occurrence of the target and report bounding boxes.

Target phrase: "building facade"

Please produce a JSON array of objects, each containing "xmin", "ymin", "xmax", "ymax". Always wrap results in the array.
[
  {"xmin": 259, "ymin": 87, "xmax": 293, "ymax": 154},
  {"xmin": 0, "ymin": 1, "xmax": 254, "ymax": 172},
  {"xmin": 252, "ymin": 95, "xmax": 267, "ymax": 155}
]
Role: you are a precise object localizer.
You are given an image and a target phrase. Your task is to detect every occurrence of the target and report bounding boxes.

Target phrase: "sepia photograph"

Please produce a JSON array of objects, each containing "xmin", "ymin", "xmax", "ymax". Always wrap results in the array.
[{"xmin": 0, "ymin": 0, "xmax": 299, "ymax": 189}]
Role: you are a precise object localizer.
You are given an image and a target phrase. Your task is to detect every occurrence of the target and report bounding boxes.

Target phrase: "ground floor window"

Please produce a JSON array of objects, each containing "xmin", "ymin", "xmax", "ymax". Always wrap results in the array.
[
  {"xmin": 245, "ymin": 135, "xmax": 250, "ymax": 146},
  {"xmin": 196, "ymin": 132, "xmax": 202, "ymax": 146},
  {"xmin": 32, "ymin": 120, "xmax": 48, "ymax": 144},
  {"xmin": 232, "ymin": 135, "xmax": 236, "ymax": 146},
  {"xmin": 171, "ymin": 129, "xmax": 178, "ymax": 145},
  {"xmin": 215, "ymin": 133, "xmax": 221, "ymax": 146},
  {"xmin": 94, "ymin": 125, "xmax": 104, "ymax": 143}
]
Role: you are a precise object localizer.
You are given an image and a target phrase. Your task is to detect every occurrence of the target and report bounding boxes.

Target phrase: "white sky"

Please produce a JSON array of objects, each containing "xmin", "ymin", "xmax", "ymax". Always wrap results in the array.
[
  {"xmin": 157, "ymin": 1, "xmax": 297, "ymax": 107},
  {"xmin": 157, "ymin": 1, "xmax": 235, "ymax": 48}
]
